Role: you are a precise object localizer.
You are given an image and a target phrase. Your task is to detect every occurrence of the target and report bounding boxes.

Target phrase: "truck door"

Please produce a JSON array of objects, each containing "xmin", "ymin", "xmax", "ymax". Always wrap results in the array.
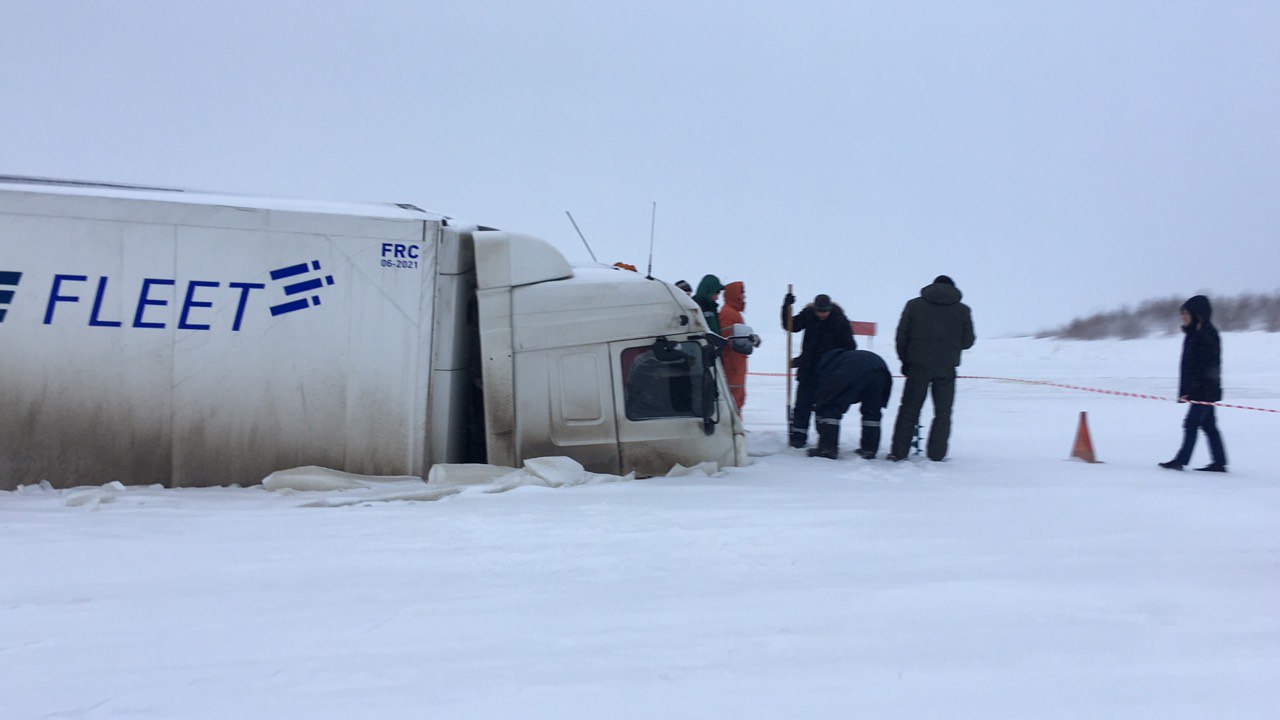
[
  {"xmin": 609, "ymin": 338, "xmax": 737, "ymax": 476},
  {"xmin": 511, "ymin": 344, "xmax": 621, "ymax": 475}
]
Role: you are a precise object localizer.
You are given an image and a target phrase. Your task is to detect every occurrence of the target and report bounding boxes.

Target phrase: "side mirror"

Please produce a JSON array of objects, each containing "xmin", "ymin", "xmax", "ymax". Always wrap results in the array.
[{"xmin": 727, "ymin": 323, "xmax": 756, "ymax": 356}]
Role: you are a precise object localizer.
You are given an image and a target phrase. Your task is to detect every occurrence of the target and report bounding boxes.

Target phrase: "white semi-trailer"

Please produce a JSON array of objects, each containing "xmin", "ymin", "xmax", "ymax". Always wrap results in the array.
[{"xmin": 0, "ymin": 178, "xmax": 746, "ymax": 489}]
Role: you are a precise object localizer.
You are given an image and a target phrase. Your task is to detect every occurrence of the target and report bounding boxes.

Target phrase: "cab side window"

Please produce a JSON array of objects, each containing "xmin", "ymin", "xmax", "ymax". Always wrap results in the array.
[{"xmin": 620, "ymin": 342, "xmax": 704, "ymax": 420}]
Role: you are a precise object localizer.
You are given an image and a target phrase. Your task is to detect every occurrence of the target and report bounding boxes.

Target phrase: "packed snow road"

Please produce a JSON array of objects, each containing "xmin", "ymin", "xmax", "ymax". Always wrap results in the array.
[{"xmin": 3, "ymin": 336, "xmax": 1278, "ymax": 719}]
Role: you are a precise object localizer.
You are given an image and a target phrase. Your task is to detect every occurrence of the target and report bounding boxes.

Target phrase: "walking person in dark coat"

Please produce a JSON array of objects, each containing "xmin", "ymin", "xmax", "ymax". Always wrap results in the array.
[
  {"xmin": 782, "ymin": 292, "xmax": 855, "ymax": 448},
  {"xmin": 1159, "ymin": 295, "xmax": 1228, "ymax": 472},
  {"xmin": 807, "ymin": 349, "xmax": 893, "ymax": 459},
  {"xmin": 694, "ymin": 275, "xmax": 724, "ymax": 335},
  {"xmin": 888, "ymin": 275, "xmax": 975, "ymax": 461}
]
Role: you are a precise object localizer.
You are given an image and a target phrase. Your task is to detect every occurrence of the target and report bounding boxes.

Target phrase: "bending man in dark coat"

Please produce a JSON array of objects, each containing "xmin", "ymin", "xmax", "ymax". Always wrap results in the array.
[
  {"xmin": 1159, "ymin": 295, "xmax": 1228, "ymax": 472},
  {"xmin": 782, "ymin": 292, "xmax": 855, "ymax": 448},
  {"xmin": 888, "ymin": 275, "xmax": 975, "ymax": 461},
  {"xmin": 808, "ymin": 349, "xmax": 893, "ymax": 459}
]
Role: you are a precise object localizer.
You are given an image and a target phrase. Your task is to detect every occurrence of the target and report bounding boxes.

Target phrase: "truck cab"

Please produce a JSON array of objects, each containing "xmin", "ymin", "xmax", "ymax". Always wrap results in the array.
[{"xmin": 442, "ymin": 230, "xmax": 746, "ymax": 477}]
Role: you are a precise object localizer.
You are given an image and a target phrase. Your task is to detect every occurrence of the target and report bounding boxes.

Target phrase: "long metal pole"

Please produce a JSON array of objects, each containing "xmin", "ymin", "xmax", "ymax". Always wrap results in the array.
[{"xmin": 785, "ymin": 283, "xmax": 794, "ymax": 429}]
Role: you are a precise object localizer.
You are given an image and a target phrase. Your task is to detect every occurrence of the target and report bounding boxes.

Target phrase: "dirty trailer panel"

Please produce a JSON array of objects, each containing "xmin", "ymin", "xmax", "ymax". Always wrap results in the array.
[{"xmin": 0, "ymin": 188, "xmax": 443, "ymax": 489}]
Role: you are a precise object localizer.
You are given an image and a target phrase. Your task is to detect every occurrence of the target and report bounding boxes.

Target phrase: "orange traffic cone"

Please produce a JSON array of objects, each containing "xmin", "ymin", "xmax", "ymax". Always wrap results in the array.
[{"xmin": 1070, "ymin": 411, "xmax": 1101, "ymax": 463}]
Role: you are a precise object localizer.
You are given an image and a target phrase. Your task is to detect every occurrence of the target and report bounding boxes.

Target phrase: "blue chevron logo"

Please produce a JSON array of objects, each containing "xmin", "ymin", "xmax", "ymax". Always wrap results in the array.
[
  {"xmin": 0, "ymin": 270, "xmax": 20, "ymax": 323},
  {"xmin": 267, "ymin": 260, "xmax": 335, "ymax": 317}
]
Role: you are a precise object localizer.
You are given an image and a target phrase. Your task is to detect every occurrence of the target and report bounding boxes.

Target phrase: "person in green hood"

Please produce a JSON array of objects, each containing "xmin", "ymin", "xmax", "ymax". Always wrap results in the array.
[
  {"xmin": 888, "ymin": 275, "xmax": 975, "ymax": 462},
  {"xmin": 693, "ymin": 274, "xmax": 725, "ymax": 335}
]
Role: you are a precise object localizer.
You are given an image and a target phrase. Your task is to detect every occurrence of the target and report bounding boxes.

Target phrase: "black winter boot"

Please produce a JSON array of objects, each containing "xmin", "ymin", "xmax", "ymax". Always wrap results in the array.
[
  {"xmin": 1158, "ymin": 460, "xmax": 1184, "ymax": 471},
  {"xmin": 789, "ymin": 430, "xmax": 808, "ymax": 449},
  {"xmin": 808, "ymin": 422, "xmax": 840, "ymax": 459},
  {"xmin": 857, "ymin": 425, "xmax": 881, "ymax": 460},
  {"xmin": 1195, "ymin": 463, "xmax": 1227, "ymax": 473}
]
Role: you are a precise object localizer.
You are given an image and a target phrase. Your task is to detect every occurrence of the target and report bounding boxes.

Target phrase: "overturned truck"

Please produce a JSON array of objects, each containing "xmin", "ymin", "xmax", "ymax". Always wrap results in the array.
[{"xmin": 0, "ymin": 178, "xmax": 745, "ymax": 489}]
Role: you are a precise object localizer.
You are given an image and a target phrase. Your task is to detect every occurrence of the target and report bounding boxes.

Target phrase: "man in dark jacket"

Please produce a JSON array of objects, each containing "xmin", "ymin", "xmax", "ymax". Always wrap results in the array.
[
  {"xmin": 694, "ymin": 275, "xmax": 724, "ymax": 335},
  {"xmin": 1159, "ymin": 295, "xmax": 1228, "ymax": 472},
  {"xmin": 888, "ymin": 275, "xmax": 975, "ymax": 461},
  {"xmin": 782, "ymin": 292, "xmax": 855, "ymax": 448},
  {"xmin": 807, "ymin": 349, "xmax": 893, "ymax": 459}
]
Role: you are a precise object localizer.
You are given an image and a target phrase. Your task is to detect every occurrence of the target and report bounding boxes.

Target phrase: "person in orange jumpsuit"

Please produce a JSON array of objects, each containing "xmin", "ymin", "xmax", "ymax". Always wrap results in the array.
[{"xmin": 717, "ymin": 281, "xmax": 760, "ymax": 410}]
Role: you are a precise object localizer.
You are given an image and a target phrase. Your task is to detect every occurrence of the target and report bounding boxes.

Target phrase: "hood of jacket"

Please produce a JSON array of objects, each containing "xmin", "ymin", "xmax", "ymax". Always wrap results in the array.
[
  {"xmin": 694, "ymin": 274, "xmax": 724, "ymax": 301},
  {"xmin": 921, "ymin": 282, "xmax": 962, "ymax": 306},
  {"xmin": 1182, "ymin": 295, "xmax": 1212, "ymax": 325},
  {"xmin": 722, "ymin": 281, "xmax": 745, "ymax": 311}
]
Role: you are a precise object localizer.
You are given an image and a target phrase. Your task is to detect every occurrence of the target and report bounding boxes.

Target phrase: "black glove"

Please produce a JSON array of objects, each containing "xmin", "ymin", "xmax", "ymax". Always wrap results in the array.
[
  {"xmin": 784, "ymin": 292, "xmax": 795, "ymax": 306},
  {"xmin": 750, "ymin": 334, "xmax": 761, "ymax": 348}
]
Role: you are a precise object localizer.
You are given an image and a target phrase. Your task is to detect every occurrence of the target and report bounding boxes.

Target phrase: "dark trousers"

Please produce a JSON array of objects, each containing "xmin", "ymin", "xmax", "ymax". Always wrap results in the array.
[
  {"xmin": 815, "ymin": 398, "xmax": 885, "ymax": 452},
  {"xmin": 791, "ymin": 369, "xmax": 816, "ymax": 436},
  {"xmin": 1173, "ymin": 403, "xmax": 1227, "ymax": 466},
  {"xmin": 890, "ymin": 368, "xmax": 956, "ymax": 460}
]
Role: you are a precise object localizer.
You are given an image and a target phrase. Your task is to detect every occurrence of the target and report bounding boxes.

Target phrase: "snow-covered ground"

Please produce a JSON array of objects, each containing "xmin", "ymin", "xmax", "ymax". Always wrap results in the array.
[{"xmin": 3, "ymin": 334, "xmax": 1278, "ymax": 719}]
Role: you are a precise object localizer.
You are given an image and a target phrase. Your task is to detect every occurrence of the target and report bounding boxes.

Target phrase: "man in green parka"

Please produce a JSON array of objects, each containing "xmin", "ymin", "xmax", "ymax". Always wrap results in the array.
[
  {"xmin": 693, "ymin": 275, "xmax": 724, "ymax": 335},
  {"xmin": 888, "ymin": 275, "xmax": 975, "ymax": 462}
]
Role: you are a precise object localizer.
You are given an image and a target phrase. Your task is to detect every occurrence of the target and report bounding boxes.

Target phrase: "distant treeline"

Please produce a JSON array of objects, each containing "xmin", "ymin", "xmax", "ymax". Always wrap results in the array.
[{"xmin": 1038, "ymin": 291, "xmax": 1280, "ymax": 340}]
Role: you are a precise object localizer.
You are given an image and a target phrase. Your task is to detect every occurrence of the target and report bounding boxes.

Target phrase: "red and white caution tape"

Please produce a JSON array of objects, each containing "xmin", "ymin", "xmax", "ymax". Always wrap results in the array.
[
  {"xmin": 958, "ymin": 375, "xmax": 1279, "ymax": 413},
  {"xmin": 745, "ymin": 371, "xmax": 1279, "ymax": 413}
]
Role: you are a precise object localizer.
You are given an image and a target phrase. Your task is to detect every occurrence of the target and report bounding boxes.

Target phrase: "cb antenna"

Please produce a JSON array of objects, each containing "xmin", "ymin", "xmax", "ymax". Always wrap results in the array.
[
  {"xmin": 646, "ymin": 201, "xmax": 656, "ymax": 279},
  {"xmin": 564, "ymin": 211, "xmax": 598, "ymax": 263}
]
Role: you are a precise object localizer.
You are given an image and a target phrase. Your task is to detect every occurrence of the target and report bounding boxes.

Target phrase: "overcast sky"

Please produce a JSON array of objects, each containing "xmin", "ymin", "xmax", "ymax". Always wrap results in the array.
[{"xmin": 4, "ymin": 1, "xmax": 1278, "ymax": 337}]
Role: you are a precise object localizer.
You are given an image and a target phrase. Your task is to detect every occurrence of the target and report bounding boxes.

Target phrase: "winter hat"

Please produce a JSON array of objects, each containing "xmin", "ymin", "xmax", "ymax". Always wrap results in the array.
[
  {"xmin": 933, "ymin": 275, "xmax": 955, "ymax": 286},
  {"xmin": 812, "ymin": 294, "xmax": 833, "ymax": 311}
]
